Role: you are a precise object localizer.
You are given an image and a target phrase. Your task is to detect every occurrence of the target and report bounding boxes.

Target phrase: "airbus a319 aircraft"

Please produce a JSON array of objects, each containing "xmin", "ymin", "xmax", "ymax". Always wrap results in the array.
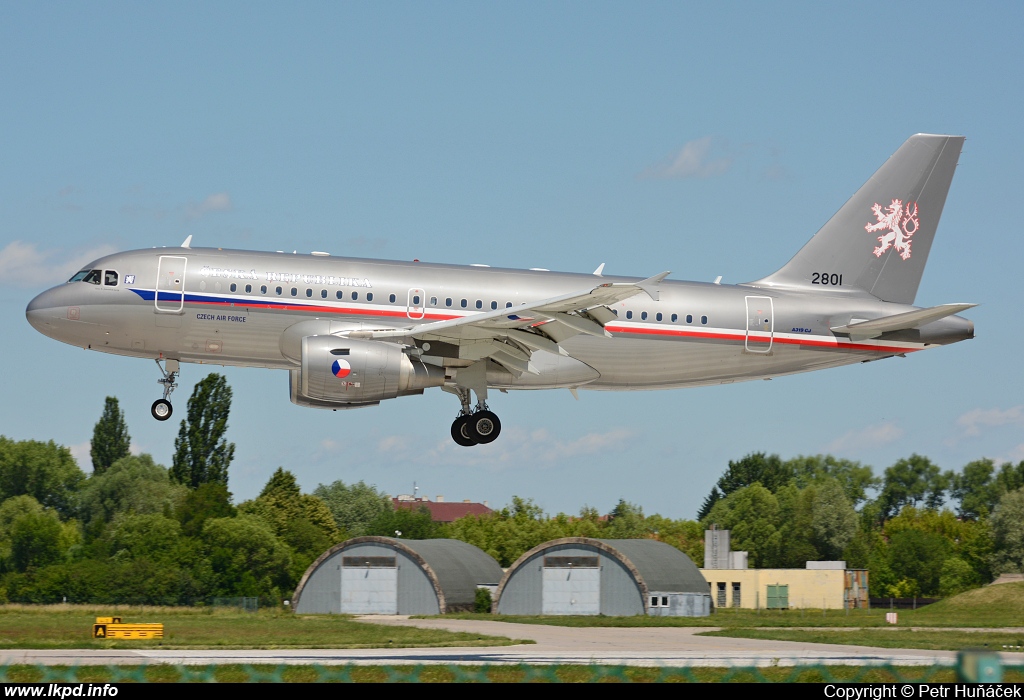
[{"xmin": 27, "ymin": 134, "xmax": 974, "ymax": 446}]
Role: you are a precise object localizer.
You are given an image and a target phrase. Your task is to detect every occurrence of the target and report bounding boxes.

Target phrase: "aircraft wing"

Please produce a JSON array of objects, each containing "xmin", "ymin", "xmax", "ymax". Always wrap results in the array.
[{"xmin": 352, "ymin": 271, "xmax": 670, "ymax": 374}]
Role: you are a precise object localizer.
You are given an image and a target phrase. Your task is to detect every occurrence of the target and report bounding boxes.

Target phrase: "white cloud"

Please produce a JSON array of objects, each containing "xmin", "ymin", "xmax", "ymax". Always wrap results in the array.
[
  {"xmin": 68, "ymin": 441, "xmax": 91, "ymax": 469},
  {"xmin": 186, "ymin": 192, "xmax": 233, "ymax": 220},
  {"xmin": 825, "ymin": 422, "xmax": 905, "ymax": 454},
  {"xmin": 0, "ymin": 241, "xmax": 117, "ymax": 288},
  {"xmin": 318, "ymin": 425, "xmax": 634, "ymax": 471},
  {"xmin": 423, "ymin": 426, "xmax": 635, "ymax": 471},
  {"xmin": 641, "ymin": 136, "xmax": 732, "ymax": 179},
  {"xmin": 1000, "ymin": 444, "xmax": 1024, "ymax": 464},
  {"xmin": 956, "ymin": 406, "xmax": 1024, "ymax": 437}
]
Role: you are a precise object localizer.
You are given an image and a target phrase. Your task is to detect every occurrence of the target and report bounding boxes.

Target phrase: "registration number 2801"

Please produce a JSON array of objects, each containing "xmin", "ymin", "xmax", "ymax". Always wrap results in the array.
[{"xmin": 811, "ymin": 272, "xmax": 843, "ymax": 286}]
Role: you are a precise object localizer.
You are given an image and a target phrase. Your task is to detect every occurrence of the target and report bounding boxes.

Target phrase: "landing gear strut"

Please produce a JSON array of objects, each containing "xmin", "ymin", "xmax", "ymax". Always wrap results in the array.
[
  {"xmin": 448, "ymin": 386, "xmax": 501, "ymax": 446},
  {"xmin": 152, "ymin": 358, "xmax": 179, "ymax": 421}
]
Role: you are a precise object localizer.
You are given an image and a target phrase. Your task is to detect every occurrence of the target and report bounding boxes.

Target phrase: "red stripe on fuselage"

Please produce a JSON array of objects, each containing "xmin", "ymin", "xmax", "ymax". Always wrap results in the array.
[{"xmin": 182, "ymin": 297, "xmax": 917, "ymax": 354}]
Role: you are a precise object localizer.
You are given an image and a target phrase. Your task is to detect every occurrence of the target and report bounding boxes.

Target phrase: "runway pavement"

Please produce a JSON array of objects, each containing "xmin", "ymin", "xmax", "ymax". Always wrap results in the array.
[{"xmin": 5, "ymin": 616, "xmax": 1022, "ymax": 667}]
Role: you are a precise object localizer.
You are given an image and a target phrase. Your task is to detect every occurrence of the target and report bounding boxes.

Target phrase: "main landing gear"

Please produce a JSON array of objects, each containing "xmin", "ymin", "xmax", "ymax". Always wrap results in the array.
[
  {"xmin": 151, "ymin": 358, "xmax": 179, "ymax": 421},
  {"xmin": 449, "ymin": 387, "xmax": 501, "ymax": 447}
]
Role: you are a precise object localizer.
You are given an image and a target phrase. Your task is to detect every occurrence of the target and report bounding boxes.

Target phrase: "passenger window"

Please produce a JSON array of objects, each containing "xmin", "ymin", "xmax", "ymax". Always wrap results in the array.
[
  {"xmin": 352, "ymin": 292, "xmax": 358, "ymax": 300},
  {"xmin": 230, "ymin": 283, "xmax": 237, "ymax": 292},
  {"xmin": 461, "ymin": 299, "xmax": 467, "ymax": 308},
  {"xmin": 83, "ymin": 270, "xmax": 102, "ymax": 285},
  {"xmin": 413, "ymin": 295, "xmax": 420, "ymax": 305},
  {"xmin": 430, "ymin": 296, "xmax": 437, "ymax": 306},
  {"xmin": 506, "ymin": 302, "xmax": 513, "ymax": 308},
  {"xmin": 367, "ymin": 293, "xmax": 373, "ymax": 301},
  {"xmin": 291, "ymin": 288, "xmax": 297, "ymax": 296},
  {"xmin": 475, "ymin": 300, "xmax": 482, "ymax": 309},
  {"xmin": 490, "ymin": 301, "xmax": 497, "ymax": 310},
  {"xmin": 389, "ymin": 294, "xmax": 396, "ymax": 303},
  {"xmin": 656, "ymin": 312, "xmax": 663, "ymax": 322},
  {"xmin": 641, "ymin": 311, "xmax": 648, "ymax": 321},
  {"xmin": 245, "ymin": 284, "xmax": 252, "ymax": 293},
  {"xmin": 446, "ymin": 298, "xmax": 453, "ymax": 307},
  {"xmin": 626, "ymin": 310, "xmax": 633, "ymax": 320},
  {"xmin": 320, "ymin": 289, "xmax": 327, "ymax": 299},
  {"xmin": 686, "ymin": 314, "xmax": 693, "ymax": 324},
  {"xmin": 261, "ymin": 285, "xmax": 267, "ymax": 294},
  {"xmin": 336, "ymin": 291, "xmax": 343, "ymax": 300},
  {"xmin": 671, "ymin": 313, "xmax": 677, "ymax": 322},
  {"xmin": 612, "ymin": 309, "xmax": 618, "ymax": 316},
  {"xmin": 276, "ymin": 286, "xmax": 283, "ymax": 295},
  {"xmin": 104, "ymin": 271, "xmax": 118, "ymax": 286},
  {"xmin": 701, "ymin": 315, "xmax": 708, "ymax": 325}
]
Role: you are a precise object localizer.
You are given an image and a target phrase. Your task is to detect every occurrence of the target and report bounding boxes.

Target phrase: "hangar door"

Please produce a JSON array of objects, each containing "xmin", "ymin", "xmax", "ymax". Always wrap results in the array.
[
  {"xmin": 541, "ymin": 556, "xmax": 600, "ymax": 615},
  {"xmin": 340, "ymin": 556, "xmax": 398, "ymax": 614}
]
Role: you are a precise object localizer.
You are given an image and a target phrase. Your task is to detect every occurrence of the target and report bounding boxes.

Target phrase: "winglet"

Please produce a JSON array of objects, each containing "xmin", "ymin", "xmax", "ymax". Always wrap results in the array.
[
  {"xmin": 636, "ymin": 271, "xmax": 671, "ymax": 301},
  {"xmin": 181, "ymin": 235, "xmax": 193, "ymax": 249},
  {"xmin": 593, "ymin": 263, "xmax": 605, "ymax": 277}
]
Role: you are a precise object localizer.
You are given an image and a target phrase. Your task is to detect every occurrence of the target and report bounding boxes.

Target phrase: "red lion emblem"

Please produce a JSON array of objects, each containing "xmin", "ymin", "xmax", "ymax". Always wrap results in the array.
[{"xmin": 865, "ymin": 199, "xmax": 919, "ymax": 260}]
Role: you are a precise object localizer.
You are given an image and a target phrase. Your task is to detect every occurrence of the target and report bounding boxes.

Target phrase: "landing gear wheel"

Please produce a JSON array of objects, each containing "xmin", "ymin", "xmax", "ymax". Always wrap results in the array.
[
  {"xmin": 451, "ymin": 415, "xmax": 478, "ymax": 447},
  {"xmin": 468, "ymin": 410, "xmax": 501, "ymax": 444},
  {"xmin": 151, "ymin": 399, "xmax": 173, "ymax": 421}
]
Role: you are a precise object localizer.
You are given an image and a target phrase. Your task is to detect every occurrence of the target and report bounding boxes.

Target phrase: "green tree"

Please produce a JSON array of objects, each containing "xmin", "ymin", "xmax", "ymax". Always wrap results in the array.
[
  {"xmin": 9, "ymin": 510, "xmax": 63, "ymax": 572},
  {"xmin": 995, "ymin": 461, "xmax": 1024, "ymax": 499},
  {"xmin": 99, "ymin": 513, "xmax": 190, "ymax": 564},
  {"xmin": 203, "ymin": 515, "xmax": 292, "ymax": 601},
  {"xmin": 77, "ymin": 454, "xmax": 186, "ymax": 531},
  {"xmin": 89, "ymin": 397, "xmax": 131, "ymax": 475},
  {"xmin": 170, "ymin": 374, "xmax": 235, "ymax": 489},
  {"xmin": 950, "ymin": 459, "xmax": 999, "ymax": 520},
  {"xmin": 786, "ymin": 454, "xmax": 879, "ymax": 506},
  {"xmin": 239, "ymin": 469, "xmax": 342, "ymax": 584},
  {"xmin": 877, "ymin": 454, "xmax": 949, "ymax": 519},
  {"xmin": 717, "ymin": 452, "xmax": 793, "ymax": 495},
  {"xmin": 366, "ymin": 505, "xmax": 441, "ymax": 540},
  {"xmin": 605, "ymin": 500, "xmax": 649, "ymax": 538},
  {"xmin": 703, "ymin": 484, "xmax": 781, "ymax": 567},
  {"xmin": 0, "ymin": 437, "xmax": 85, "ymax": 519},
  {"xmin": 313, "ymin": 480, "xmax": 393, "ymax": 536},
  {"xmin": 809, "ymin": 478, "xmax": 859, "ymax": 560},
  {"xmin": 176, "ymin": 482, "xmax": 235, "ymax": 537},
  {"xmin": 990, "ymin": 488, "xmax": 1024, "ymax": 575}
]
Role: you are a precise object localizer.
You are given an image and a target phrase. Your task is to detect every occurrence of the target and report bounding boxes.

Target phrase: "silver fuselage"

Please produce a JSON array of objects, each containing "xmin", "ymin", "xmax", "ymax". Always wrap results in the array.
[{"xmin": 26, "ymin": 247, "xmax": 974, "ymax": 393}]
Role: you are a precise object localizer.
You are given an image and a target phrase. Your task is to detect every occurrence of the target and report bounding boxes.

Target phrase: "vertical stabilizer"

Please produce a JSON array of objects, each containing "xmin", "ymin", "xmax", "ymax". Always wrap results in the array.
[{"xmin": 752, "ymin": 134, "xmax": 964, "ymax": 304}]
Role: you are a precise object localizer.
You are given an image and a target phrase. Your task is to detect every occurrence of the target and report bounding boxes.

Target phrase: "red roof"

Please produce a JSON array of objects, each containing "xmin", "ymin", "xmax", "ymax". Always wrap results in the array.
[{"xmin": 392, "ymin": 498, "xmax": 493, "ymax": 523}]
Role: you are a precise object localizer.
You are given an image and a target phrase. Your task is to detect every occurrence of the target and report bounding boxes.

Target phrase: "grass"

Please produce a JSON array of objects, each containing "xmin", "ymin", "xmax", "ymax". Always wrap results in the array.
[
  {"xmin": 0, "ymin": 605, "xmax": 523, "ymax": 650},
  {"xmin": 699, "ymin": 628, "xmax": 1024, "ymax": 652},
  {"xmin": 0, "ymin": 663, "xmax": 1011, "ymax": 683}
]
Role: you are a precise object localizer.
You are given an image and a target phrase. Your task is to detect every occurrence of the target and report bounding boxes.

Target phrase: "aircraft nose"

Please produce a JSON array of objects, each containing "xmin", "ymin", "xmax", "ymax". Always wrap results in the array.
[{"xmin": 26, "ymin": 287, "xmax": 62, "ymax": 334}]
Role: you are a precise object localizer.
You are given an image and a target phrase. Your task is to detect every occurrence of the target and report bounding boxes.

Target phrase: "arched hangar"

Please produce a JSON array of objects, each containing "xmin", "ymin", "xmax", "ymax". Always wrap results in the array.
[
  {"xmin": 495, "ymin": 537, "xmax": 711, "ymax": 617},
  {"xmin": 293, "ymin": 536, "xmax": 503, "ymax": 615}
]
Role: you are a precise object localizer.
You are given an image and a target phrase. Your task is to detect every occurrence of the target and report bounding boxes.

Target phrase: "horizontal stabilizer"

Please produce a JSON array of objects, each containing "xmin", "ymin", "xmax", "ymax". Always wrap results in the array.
[{"xmin": 831, "ymin": 303, "xmax": 977, "ymax": 340}]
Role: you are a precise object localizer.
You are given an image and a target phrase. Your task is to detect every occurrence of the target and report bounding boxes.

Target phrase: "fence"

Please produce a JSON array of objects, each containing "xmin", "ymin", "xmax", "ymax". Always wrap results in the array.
[
  {"xmin": 0, "ymin": 652, "xmax": 1010, "ymax": 683},
  {"xmin": 211, "ymin": 597, "xmax": 259, "ymax": 612}
]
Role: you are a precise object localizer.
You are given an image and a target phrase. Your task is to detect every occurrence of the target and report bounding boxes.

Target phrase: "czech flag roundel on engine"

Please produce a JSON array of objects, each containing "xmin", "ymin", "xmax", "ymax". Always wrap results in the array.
[{"xmin": 331, "ymin": 359, "xmax": 351, "ymax": 378}]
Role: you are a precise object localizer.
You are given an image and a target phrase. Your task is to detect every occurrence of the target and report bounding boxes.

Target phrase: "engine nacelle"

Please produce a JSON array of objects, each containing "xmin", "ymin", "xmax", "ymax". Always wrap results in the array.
[{"xmin": 291, "ymin": 335, "xmax": 445, "ymax": 407}]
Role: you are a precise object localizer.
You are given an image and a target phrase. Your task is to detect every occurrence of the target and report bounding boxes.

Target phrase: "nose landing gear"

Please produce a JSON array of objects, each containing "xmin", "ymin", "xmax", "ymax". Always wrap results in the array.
[{"xmin": 151, "ymin": 358, "xmax": 179, "ymax": 421}]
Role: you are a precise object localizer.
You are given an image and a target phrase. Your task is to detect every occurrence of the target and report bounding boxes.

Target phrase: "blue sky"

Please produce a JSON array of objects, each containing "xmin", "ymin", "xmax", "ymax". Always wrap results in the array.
[{"xmin": 2, "ymin": 2, "xmax": 1022, "ymax": 518}]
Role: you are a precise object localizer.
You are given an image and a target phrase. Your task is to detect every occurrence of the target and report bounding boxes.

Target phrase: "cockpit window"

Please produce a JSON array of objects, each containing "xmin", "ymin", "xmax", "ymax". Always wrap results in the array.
[
  {"xmin": 104, "ymin": 270, "xmax": 118, "ymax": 286},
  {"xmin": 69, "ymin": 270, "xmax": 92, "ymax": 283},
  {"xmin": 81, "ymin": 270, "xmax": 102, "ymax": 285}
]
